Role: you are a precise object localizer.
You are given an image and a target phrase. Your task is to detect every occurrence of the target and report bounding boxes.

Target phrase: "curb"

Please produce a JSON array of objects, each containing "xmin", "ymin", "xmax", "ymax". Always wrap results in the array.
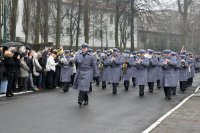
[
  {"xmin": 0, "ymin": 91, "xmax": 34, "ymax": 98},
  {"xmin": 142, "ymin": 85, "xmax": 200, "ymax": 133}
]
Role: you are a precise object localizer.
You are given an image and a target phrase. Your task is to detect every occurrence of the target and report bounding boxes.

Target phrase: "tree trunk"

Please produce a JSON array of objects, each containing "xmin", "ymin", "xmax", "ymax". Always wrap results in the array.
[
  {"xmin": 69, "ymin": 2, "xmax": 74, "ymax": 49},
  {"xmin": 76, "ymin": 0, "xmax": 81, "ymax": 50},
  {"xmin": 35, "ymin": 0, "xmax": 41, "ymax": 44},
  {"xmin": 0, "ymin": 0, "xmax": 2, "ymax": 40},
  {"xmin": 10, "ymin": 0, "xmax": 18, "ymax": 41},
  {"xmin": 24, "ymin": 0, "xmax": 30, "ymax": 43},
  {"xmin": 44, "ymin": 0, "xmax": 49, "ymax": 43},
  {"xmin": 130, "ymin": 0, "xmax": 135, "ymax": 51},
  {"xmin": 115, "ymin": 1, "xmax": 119, "ymax": 48},
  {"xmin": 84, "ymin": 0, "xmax": 90, "ymax": 44},
  {"xmin": 56, "ymin": 0, "xmax": 61, "ymax": 48}
]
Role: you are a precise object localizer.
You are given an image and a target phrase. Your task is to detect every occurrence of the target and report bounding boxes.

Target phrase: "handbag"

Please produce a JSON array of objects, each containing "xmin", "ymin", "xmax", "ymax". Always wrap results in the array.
[{"xmin": 33, "ymin": 59, "xmax": 40, "ymax": 76}]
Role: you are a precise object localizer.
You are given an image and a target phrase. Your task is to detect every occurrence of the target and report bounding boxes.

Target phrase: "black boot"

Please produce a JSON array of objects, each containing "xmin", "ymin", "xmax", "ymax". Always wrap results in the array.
[
  {"xmin": 148, "ymin": 82, "xmax": 154, "ymax": 93},
  {"xmin": 132, "ymin": 77, "xmax": 136, "ymax": 87},
  {"xmin": 96, "ymin": 77, "xmax": 100, "ymax": 86},
  {"xmin": 89, "ymin": 82, "xmax": 92, "ymax": 92},
  {"xmin": 157, "ymin": 80, "xmax": 161, "ymax": 89},
  {"xmin": 139, "ymin": 85, "xmax": 144, "ymax": 97},
  {"xmin": 112, "ymin": 83, "xmax": 117, "ymax": 95},
  {"xmin": 102, "ymin": 81, "xmax": 106, "ymax": 90},
  {"xmin": 83, "ymin": 93, "xmax": 89, "ymax": 106},
  {"xmin": 124, "ymin": 81, "xmax": 129, "ymax": 91},
  {"xmin": 172, "ymin": 87, "xmax": 176, "ymax": 95},
  {"xmin": 63, "ymin": 82, "xmax": 69, "ymax": 93}
]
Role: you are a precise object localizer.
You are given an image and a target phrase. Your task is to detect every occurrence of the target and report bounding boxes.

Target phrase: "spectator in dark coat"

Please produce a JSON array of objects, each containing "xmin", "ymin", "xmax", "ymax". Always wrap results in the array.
[{"xmin": 4, "ymin": 51, "xmax": 20, "ymax": 97}]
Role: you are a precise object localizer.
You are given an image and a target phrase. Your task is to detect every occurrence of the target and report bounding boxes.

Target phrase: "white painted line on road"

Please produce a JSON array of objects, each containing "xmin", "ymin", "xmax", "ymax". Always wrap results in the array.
[
  {"xmin": 0, "ymin": 91, "xmax": 34, "ymax": 98},
  {"xmin": 142, "ymin": 85, "xmax": 200, "ymax": 133}
]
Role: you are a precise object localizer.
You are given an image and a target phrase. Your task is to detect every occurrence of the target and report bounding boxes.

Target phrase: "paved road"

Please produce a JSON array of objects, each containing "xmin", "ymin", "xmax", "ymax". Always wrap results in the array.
[{"xmin": 0, "ymin": 74, "xmax": 199, "ymax": 133}]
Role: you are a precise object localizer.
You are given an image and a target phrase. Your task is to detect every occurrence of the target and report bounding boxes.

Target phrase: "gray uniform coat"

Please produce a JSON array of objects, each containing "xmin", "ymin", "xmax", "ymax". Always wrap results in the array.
[
  {"xmin": 179, "ymin": 58, "xmax": 189, "ymax": 82},
  {"xmin": 99, "ymin": 56, "xmax": 110, "ymax": 82},
  {"xmin": 109, "ymin": 54, "xmax": 123, "ymax": 83},
  {"xmin": 160, "ymin": 57, "xmax": 177, "ymax": 87},
  {"xmin": 156, "ymin": 57, "xmax": 162, "ymax": 80},
  {"xmin": 173, "ymin": 57, "xmax": 180, "ymax": 87},
  {"xmin": 195, "ymin": 57, "xmax": 200, "ymax": 69},
  {"xmin": 130, "ymin": 55, "xmax": 137, "ymax": 78},
  {"xmin": 60, "ymin": 56, "xmax": 72, "ymax": 83},
  {"xmin": 188, "ymin": 58, "xmax": 195, "ymax": 78},
  {"xmin": 147, "ymin": 56, "xmax": 158, "ymax": 83},
  {"xmin": 73, "ymin": 52, "xmax": 97, "ymax": 92},
  {"xmin": 122, "ymin": 54, "xmax": 132, "ymax": 81},
  {"xmin": 135, "ymin": 57, "xmax": 149, "ymax": 86}
]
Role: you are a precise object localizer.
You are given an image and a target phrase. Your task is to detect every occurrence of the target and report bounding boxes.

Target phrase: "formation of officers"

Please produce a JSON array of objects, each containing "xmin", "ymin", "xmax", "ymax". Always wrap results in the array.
[{"xmin": 58, "ymin": 43, "xmax": 196, "ymax": 106}]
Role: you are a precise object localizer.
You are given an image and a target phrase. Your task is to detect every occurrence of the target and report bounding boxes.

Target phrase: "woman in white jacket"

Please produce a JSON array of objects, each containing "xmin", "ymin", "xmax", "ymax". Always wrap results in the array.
[{"xmin": 46, "ymin": 53, "xmax": 58, "ymax": 89}]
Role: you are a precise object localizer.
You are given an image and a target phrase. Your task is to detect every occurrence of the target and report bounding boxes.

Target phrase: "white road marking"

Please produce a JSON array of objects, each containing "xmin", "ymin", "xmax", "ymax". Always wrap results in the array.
[
  {"xmin": 0, "ymin": 91, "xmax": 34, "ymax": 98},
  {"xmin": 142, "ymin": 85, "xmax": 200, "ymax": 133}
]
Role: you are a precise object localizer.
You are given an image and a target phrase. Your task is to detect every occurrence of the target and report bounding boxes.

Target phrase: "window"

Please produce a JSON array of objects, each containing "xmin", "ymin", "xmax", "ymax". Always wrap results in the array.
[
  {"xmin": 66, "ymin": 28, "xmax": 70, "ymax": 35},
  {"xmin": 110, "ymin": 31, "xmax": 113, "ymax": 39},
  {"xmin": 95, "ymin": 30, "xmax": 98, "ymax": 38},
  {"xmin": 110, "ymin": 14, "xmax": 113, "ymax": 24},
  {"xmin": 66, "ymin": 9, "xmax": 70, "ymax": 15}
]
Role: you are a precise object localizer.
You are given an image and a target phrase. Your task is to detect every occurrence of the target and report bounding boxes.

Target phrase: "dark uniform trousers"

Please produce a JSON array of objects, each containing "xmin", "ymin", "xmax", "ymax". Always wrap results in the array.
[
  {"xmin": 89, "ymin": 82, "xmax": 92, "ymax": 92},
  {"xmin": 102, "ymin": 81, "xmax": 106, "ymax": 89},
  {"xmin": 180, "ymin": 81, "xmax": 187, "ymax": 92},
  {"xmin": 132, "ymin": 77, "xmax": 136, "ymax": 86},
  {"xmin": 187, "ymin": 77, "xmax": 193, "ymax": 87},
  {"xmin": 112, "ymin": 83, "xmax": 118, "ymax": 93},
  {"xmin": 164, "ymin": 87, "xmax": 172, "ymax": 98},
  {"xmin": 78, "ymin": 91, "xmax": 88, "ymax": 103},
  {"xmin": 62, "ymin": 82, "xmax": 69, "ymax": 92},
  {"xmin": 124, "ymin": 81, "xmax": 130, "ymax": 90},
  {"xmin": 172, "ymin": 87, "xmax": 177, "ymax": 95},
  {"xmin": 148, "ymin": 82, "xmax": 154, "ymax": 92},
  {"xmin": 139, "ymin": 85, "xmax": 145, "ymax": 96},
  {"xmin": 157, "ymin": 80, "xmax": 161, "ymax": 89}
]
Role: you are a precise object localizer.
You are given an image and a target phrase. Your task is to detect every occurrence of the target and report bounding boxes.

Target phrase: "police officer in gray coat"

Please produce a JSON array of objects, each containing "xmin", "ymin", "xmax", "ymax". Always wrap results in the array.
[
  {"xmin": 73, "ymin": 43, "xmax": 97, "ymax": 106},
  {"xmin": 155, "ymin": 52, "xmax": 162, "ymax": 89},
  {"xmin": 171, "ymin": 52, "xmax": 180, "ymax": 95},
  {"xmin": 60, "ymin": 50, "xmax": 73, "ymax": 92},
  {"xmin": 147, "ymin": 49, "xmax": 158, "ymax": 93},
  {"xmin": 179, "ymin": 54, "xmax": 189, "ymax": 92},
  {"xmin": 131, "ymin": 51, "xmax": 138, "ymax": 87},
  {"xmin": 195, "ymin": 54, "xmax": 200, "ymax": 72},
  {"xmin": 187, "ymin": 53, "xmax": 195, "ymax": 87},
  {"xmin": 99, "ymin": 51, "xmax": 110, "ymax": 89},
  {"xmin": 109, "ymin": 48, "xmax": 123, "ymax": 94},
  {"xmin": 135, "ymin": 50, "xmax": 149, "ymax": 97},
  {"xmin": 122, "ymin": 50, "xmax": 132, "ymax": 91},
  {"xmin": 161, "ymin": 50, "xmax": 177, "ymax": 100}
]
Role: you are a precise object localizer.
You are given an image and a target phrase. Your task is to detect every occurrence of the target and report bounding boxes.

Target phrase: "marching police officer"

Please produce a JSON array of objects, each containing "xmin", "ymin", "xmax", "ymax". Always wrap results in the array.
[
  {"xmin": 99, "ymin": 51, "xmax": 110, "ymax": 89},
  {"xmin": 171, "ymin": 52, "xmax": 180, "ymax": 95},
  {"xmin": 161, "ymin": 50, "xmax": 177, "ymax": 99},
  {"xmin": 135, "ymin": 49, "xmax": 149, "ymax": 97},
  {"xmin": 179, "ymin": 53, "xmax": 189, "ymax": 92},
  {"xmin": 187, "ymin": 52, "xmax": 195, "ymax": 87},
  {"xmin": 109, "ymin": 48, "xmax": 123, "ymax": 94},
  {"xmin": 59, "ymin": 50, "xmax": 73, "ymax": 92},
  {"xmin": 131, "ymin": 51, "xmax": 137, "ymax": 87},
  {"xmin": 122, "ymin": 50, "xmax": 132, "ymax": 91},
  {"xmin": 147, "ymin": 49, "xmax": 158, "ymax": 93},
  {"xmin": 73, "ymin": 43, "xmax": 97, "ymax": 107}
]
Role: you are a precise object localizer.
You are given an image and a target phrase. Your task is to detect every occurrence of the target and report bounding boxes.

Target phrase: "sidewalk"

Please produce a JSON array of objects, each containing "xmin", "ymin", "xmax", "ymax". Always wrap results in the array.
[{"xmin": 151, "ymin": 92, "xmax": 200, "ymax": 133}]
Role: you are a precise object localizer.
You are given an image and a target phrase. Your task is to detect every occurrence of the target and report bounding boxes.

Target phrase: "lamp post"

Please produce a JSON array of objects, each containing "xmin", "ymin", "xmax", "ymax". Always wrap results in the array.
[{"xmin": 3, "ymin": 0, "xmax": 7, "ymax": 43}]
